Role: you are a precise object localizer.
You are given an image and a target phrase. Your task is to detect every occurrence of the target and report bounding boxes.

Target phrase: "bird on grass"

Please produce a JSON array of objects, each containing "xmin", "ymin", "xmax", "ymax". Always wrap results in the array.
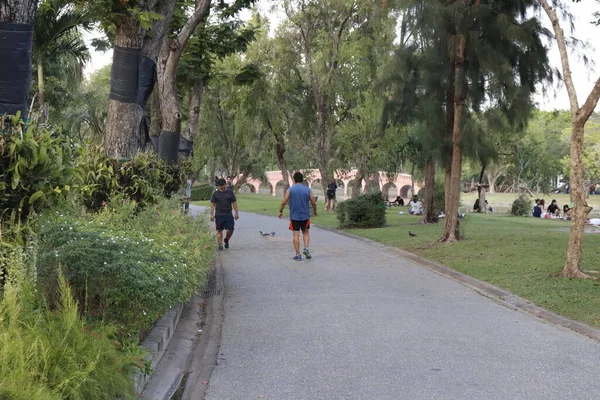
[
  {"xmin": 409, "ymin": 231, "xmax": 417, "ymax": 237},
  {"xmin": 259, "ymin": 231, "xmax": 276, "ymax": 237}
]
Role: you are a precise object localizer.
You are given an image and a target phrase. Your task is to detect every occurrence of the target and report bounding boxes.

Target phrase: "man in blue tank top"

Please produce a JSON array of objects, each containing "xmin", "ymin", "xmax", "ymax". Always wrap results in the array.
[{"xmin": 278, "ymin": 171, "xmax": 318, "ymax": 260}]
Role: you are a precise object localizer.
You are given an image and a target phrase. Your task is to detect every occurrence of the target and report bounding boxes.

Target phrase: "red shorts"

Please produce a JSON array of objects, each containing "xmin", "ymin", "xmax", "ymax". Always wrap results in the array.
[{"xmin": 289, "ymin": 219, "xmax": 310, "ymax": 231}]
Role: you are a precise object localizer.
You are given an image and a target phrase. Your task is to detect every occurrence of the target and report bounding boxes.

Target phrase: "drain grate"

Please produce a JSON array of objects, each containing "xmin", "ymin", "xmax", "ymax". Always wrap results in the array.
[{"xmin": 200, "ymin": 289, "xmax": 221, "ymax": 299}]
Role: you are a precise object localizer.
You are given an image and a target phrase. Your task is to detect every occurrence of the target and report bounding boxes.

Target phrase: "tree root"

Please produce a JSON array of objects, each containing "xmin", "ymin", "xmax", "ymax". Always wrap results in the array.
[{"xmin": 558, "ymin": 270, "xmax": 595, "ymax": 279}]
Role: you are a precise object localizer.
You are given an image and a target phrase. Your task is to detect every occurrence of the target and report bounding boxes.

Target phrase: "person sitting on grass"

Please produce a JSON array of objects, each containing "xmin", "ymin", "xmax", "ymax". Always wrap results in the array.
[
  {"xmin": 563, "ymin": 204, "xmax": 572, "ymax": 220},
  {"xmin": 408, "ymin": 196, "xmax": 423, "ymax": 215},
  {"xmin": 392, "ymin": 196, "xmax": 404, "ymax": 207},
  {"xmin": 474, "ymin": 199, "xmax": 493, "ymax": 213},
  {"xmin": 533, "ymin": 199, "xmax": 544, "ymax": 218},
  {"xmin": 547, "ymin": 199, "xmax": 560, "ymax": 217}
]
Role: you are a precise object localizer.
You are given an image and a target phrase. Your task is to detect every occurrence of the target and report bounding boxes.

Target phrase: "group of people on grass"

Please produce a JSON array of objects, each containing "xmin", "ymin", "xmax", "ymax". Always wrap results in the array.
[{"xmin": 533, "ymin": 199, "xmax": 572, "ymax": 219}]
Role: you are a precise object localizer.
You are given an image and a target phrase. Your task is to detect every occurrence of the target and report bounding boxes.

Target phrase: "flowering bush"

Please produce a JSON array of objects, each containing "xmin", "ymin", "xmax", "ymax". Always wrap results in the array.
[{"xmin": 36, "ymin": 197, "xmax": 214, "ymax": 339}]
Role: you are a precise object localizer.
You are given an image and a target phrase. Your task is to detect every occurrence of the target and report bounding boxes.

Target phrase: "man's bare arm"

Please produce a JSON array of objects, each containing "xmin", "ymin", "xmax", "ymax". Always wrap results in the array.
[
  {"xmin": 279, "ymin": 190, "xmax": 290, "ymax": 218},
  {"xmin": 310, "ymin": 191, "xmax": 318, "ymax": 215},
  {"xmin": 232, "ymin": 201, "xmax": 239, "ymax": 219}
]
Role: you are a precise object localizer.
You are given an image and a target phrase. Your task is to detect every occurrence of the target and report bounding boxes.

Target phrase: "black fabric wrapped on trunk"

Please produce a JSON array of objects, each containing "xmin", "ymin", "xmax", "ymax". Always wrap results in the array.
[
  {"xmin": 110, "ymin": 48, "xmax": 155, "ymax": 108},
  {"xmin": 159, "ymin": 130, "xmax": 180, "ymax": 163},
  {"xmin": 110, "ymin": 46, "xmax": 139, "ymax": 103},
  {"xmin": 0, "ymin": 22, "xmax": 34, "ymax": 118},
  {"xmin": 178, "ymin": 136, "xmax": 193, "ymax": 158},
  {"xmin": 150, "ymin": 135, "xmax": 160, "ymax": 153},
  {"xmin": 137, "ymin": 55, "xmax": 155, "ymax": 107}
]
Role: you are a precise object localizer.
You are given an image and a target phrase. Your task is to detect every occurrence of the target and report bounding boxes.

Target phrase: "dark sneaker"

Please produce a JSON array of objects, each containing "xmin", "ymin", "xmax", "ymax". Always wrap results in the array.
[
  {"xmin": 293, "ymin": 254, "xmax": 302, "ymax": 261},
  {"xmin": 224, "ymin": 239, "xmax": 229, "ymax": 249},
  {"xmin": 218, "ymin": 245, "xmax": 224, "ymax": 251},
  {"xmin": 303, "ymin": 248, "xmax": 312, "ymax": 259}
]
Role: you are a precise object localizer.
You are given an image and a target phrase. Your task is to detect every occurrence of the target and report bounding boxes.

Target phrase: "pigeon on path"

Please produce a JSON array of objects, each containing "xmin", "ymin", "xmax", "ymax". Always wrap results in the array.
[
  {"xmin": 408, "ymin": 231, "xmax": 417, "ymax": 237},
  {"xmin": 259, "ymin": 231, "xmax": 276, "ymax": 237}
]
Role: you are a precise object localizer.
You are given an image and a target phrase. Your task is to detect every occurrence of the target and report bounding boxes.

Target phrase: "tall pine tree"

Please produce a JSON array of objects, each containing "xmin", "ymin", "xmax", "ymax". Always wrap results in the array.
[{"xmin": 406, "ymin": 0, "xmax": 551, "ymax": 241}]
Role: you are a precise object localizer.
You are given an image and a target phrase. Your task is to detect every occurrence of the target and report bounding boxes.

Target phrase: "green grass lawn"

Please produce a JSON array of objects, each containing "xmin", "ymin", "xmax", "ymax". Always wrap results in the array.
[{"xmin": 195, "ymin": 193, "xmax": 600, "ymax": 329}]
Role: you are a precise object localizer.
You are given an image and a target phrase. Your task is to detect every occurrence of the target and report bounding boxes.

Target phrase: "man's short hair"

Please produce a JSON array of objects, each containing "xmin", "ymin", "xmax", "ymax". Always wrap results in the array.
[
  {"xmin": 293, "ymin": 172, "xmax": 304, "ymax": 183},
  {"xmin": 216, "ymin": 178, "xmax": 226, "ymax": 186}
]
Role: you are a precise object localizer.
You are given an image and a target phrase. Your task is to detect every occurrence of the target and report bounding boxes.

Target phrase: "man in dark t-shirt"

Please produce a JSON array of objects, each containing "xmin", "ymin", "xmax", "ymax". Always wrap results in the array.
[
  {"xmin": 325, "ymin": 180, "xmax": 337, "ymax": 212},
  {"xmin": 210, "ymin": 178, "xmax": 239, "ymax": 250}
]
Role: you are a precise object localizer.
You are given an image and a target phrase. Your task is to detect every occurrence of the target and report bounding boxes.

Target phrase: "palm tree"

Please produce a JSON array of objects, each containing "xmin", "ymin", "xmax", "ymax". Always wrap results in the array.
[{"xmin": 33, "ymin": 0, "xmax": 92, "ymax": 122}]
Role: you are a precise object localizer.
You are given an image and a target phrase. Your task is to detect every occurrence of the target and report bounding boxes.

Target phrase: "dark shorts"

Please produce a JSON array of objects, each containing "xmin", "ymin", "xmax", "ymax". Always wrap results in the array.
[
  {"xmin": 215, "ymin": 215, "xmax": 235, "ymax": 231},
  {"xmin": 327, "ymin": 194, "xmax": 335, "ymax": 200},
  {"xmin": 289, "ymin": 219, "xmax": 310, "ymax": 232}
]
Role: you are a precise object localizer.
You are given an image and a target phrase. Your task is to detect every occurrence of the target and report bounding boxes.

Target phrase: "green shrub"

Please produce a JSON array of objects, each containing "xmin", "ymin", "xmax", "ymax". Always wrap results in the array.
[
  {"xmin": 0, "ymin": 115, "xmax": 80, "ymax": 239},
  {"xmin": 337, "ymin": 191, "xmax": 386, "ymax": 229},
  {"xmin": 36, "ymin": 197, "xmax": 214, "ymax": 338},
  {"xmin": 511, "ymin": 194, "xmax": 532, "ymax": 216},
  {"xmin": 117, "ymin": 152, "xmax": 186, "ymax": 205},
  {"xmin": 79, "ymin": 147, "xmax": 190, "ymax": 212},
  {"xmin": 0, "ymin": 225, "xmax": 36, "ymax": 288},
  {"xmin": 0, "ymin": 274, "xmax": 143, "ymax": 400},
  {"xmin": 78, "ymin": 146, "xmax": 119, "ymax": 211},
  {"xmin": 191, "ymin": 183, "xmax": 215, "ymax": 201}
]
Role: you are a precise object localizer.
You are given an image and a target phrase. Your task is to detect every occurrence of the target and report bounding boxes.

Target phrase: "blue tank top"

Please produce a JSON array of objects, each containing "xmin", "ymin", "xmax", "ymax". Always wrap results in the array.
[{"xmin": 288, "ymin": 184, "xmax": 311, "ymax": 221}]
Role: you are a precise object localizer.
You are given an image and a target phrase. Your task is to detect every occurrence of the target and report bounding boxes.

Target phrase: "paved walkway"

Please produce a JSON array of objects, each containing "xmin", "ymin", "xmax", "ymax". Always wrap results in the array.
[{"xmin": 190, "ymin": 207, "xmax": 600, "ymax": 399}]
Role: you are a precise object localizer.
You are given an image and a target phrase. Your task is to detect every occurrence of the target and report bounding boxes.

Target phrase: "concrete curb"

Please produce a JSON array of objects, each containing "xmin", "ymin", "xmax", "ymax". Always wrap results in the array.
[
  {"xmin": 180, "ymin": 256, "xmax": 225, "ymax": 400},
  {"xmin": 133, "ymin": 303, "xmax": 185, "ymax": 395},
  {"xmin": 135, "ymin": 258, "xmax": 224, "ymax": 400}
]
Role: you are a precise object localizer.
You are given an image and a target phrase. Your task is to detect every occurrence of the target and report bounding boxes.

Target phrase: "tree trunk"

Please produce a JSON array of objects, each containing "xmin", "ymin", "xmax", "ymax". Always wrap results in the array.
[
  {"xmin": 234, "ymin": 165, "xmax": 252, "ymax": 193},
  {"xmin": 421, "ymin": 158, "xmax": 437, "ymax": 224},
  {"xmin": 410, "ymin": 163, "xmax": 416, "ymax": 198},
  {"xmin": 131, "ymin": 0, "xmax": 177, "ymax": 154},
  {"xmin": 158, "ymin": 0, "xmax": 211, "ymax": 163},
  {"xmin": 478, "ymin": 187, "xmax": 487, "ymax": 214},
  {"xmin": 315, "ymin": 92, "xmax": 333, "ymax": 193},
  {"xmin": 444, "ymin": 167, "xmax": 451, "ymax": 215},
  {"xmin": 37, "ymin": 62, "xmax": 48, "ymax": 122},
  {"xmin": 485, "ymin": 164, "xmax": 505, "ymax": 194},
  {"xmin": 274, "ymin": 132, "xmax": 290, "ymax": 195},
  {"xmin": 562, "ymin": 122, "xmax": 593, "ymax": 278},
  {"xmin": 373, "ymin": 171, "xmax": 380, "ymax": 192},
  {"xmin": 105, "ymin": 18, "xmax": 144, "ymax": 159},
  {"xmin": 352, "ymin": 168, "xmax": 365, "ymax": 199},
  {"xmin": 183, "ymin": 78, "xmax": 204, "ymax": 142},
  {"xmin": 149, "ymin": 82, "xmax": 162, "ymax": 152},
  {"xmin": 0, "ymin": 0, "xmax": 37, "ymax": 118},
  {"xmin": 0, "ymin": 0, "xmax": 36, "ymax": 22},
  {"xmin": 539, "ymin": 0, "xmax": 600, "ymax": 278},
  {"xmin": 441, "ymin": 34, "xmax": 466, "ymax": 243},
  {"xmin": 208, "ymin": 158, "xmax": 217, "ymax": 185},
  {"xmin": 476, "ymin": 162, "xmax": 486, "ymax": 213}
]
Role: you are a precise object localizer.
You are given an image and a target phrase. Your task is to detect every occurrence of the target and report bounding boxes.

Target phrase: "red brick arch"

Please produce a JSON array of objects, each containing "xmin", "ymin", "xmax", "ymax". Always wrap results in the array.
[{"xmin": 234, "ymin": 170, "xmax": 418, "ymax": 201}]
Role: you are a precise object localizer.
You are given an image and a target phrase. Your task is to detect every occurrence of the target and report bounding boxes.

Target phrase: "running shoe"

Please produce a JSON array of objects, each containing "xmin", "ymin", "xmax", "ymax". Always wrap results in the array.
[
  {"xmin": 218, "ymin": 245, "xmax": 224, "ymax": 251},
  {"xmin": 302, "ymin": 248, "xmax": 312, "ymax": 259},
  {"xmin": 293, "ymin": 254, "xmax": 302, "ymax": 261},
  {"xmin": 224, "ymin": 239, "xmax": 229, "ymax": 249}
]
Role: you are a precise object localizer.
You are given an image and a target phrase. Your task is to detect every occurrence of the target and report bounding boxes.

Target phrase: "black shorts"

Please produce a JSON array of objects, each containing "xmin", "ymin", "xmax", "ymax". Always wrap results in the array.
[
  {"xmin": 215, "ymin": 215, "xmax": 235, "ymax": 231},
  {"xmin": 289, "ymin": 219, "xmax": 310, "ymax": 232},
  {"xmin": 327, "ymin": 194, "xmax": 335, "ymax": 200}
]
